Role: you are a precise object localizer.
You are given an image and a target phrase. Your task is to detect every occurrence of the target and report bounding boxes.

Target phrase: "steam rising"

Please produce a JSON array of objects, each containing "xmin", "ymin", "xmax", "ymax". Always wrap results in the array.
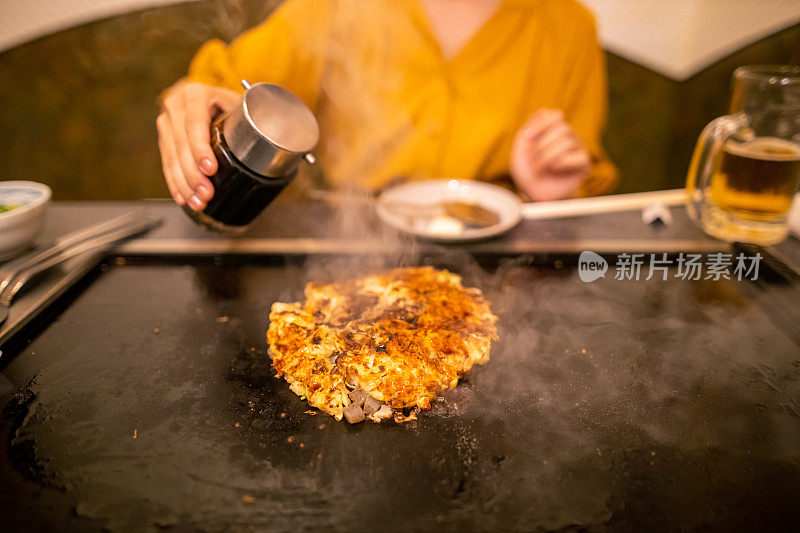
[{"xmin": 4, "ymin": 2, "xmax": 800, "ymax": 530}]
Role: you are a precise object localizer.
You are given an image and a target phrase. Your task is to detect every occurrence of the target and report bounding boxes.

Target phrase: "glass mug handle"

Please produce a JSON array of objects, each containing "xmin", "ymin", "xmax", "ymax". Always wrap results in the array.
[{"xmin": 685, "ymin": 113, "xmax": 750, "ymax": 223}]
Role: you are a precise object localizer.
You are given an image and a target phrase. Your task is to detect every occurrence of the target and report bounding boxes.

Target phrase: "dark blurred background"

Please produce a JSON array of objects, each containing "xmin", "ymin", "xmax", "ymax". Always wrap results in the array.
[{"xmin": 0, "ymin": 0, "xmax": 799, "ymax": 200}]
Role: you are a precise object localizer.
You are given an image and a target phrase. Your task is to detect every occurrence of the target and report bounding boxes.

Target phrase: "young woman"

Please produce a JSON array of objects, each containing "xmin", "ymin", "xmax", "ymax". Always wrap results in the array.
[{"xmin": 157, "ymin": 0, "xmax": 617, "ymax": 212}]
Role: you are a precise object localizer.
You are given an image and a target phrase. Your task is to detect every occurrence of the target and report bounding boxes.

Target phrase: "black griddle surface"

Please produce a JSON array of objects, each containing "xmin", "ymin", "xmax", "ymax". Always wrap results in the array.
[{"xmin": 1, "ymin": 256, "xmax": 799, "ymax": 531}]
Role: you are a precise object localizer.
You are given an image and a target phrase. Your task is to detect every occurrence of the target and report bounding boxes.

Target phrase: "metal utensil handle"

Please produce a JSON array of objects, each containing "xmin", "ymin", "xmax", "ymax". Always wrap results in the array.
[
  {"xmin": 0, "ymin": 209, "xmax": 144, "ymax": 294},
  {"xmin": 0, "ymin": 216, "xmax": 159, "ymax": 306}
]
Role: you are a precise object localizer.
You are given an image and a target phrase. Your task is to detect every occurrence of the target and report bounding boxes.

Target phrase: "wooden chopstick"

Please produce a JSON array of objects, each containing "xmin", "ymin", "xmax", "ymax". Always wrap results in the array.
[{"xmin": 521, "ymin": 189, "xmax": 688, "ymax": 220}]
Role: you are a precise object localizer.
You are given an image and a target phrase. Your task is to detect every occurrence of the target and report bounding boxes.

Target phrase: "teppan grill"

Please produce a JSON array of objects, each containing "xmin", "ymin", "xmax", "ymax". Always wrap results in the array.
[{"xmin": 1, "ymin": 198, "xmax": 799, "ymax": 531}]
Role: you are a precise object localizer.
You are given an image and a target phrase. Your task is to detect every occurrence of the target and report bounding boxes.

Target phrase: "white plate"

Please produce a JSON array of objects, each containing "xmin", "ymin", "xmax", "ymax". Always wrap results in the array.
[{"xmin": 376, "ymin": 180, "xmax": 521, "ymax": 242}]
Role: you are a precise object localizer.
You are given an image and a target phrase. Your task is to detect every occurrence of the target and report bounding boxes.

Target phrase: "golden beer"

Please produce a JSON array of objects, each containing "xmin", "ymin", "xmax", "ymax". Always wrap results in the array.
[
  {"xmin": 687, "ymin": 65, "xmax": 800, "ymax": 245},
  {"xmin": 710, "ymin": 137, "xmax": 800, "ymax": 221}
]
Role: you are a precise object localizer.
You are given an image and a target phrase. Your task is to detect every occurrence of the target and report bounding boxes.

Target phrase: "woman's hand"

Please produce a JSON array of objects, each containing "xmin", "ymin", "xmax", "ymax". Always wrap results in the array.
[
  {"xmin": 510, "ymin": 109, "xmax": 591, "ymax": 201},
  {"xmin": 157, "ymin": 82, "xmax": 240, "ymax": 210}
]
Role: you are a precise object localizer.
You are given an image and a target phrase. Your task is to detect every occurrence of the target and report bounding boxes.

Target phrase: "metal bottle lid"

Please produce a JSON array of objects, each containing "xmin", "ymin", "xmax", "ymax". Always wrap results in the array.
[{"xmin": 223, "ymin": 81, "xmax": 319, "ymax": 177}]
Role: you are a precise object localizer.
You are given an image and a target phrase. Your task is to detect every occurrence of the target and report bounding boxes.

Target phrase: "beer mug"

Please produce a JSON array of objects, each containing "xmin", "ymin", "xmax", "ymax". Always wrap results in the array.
[{"xmin": 686, "ymin": 65, "xmax": 800, "ymax": 245}]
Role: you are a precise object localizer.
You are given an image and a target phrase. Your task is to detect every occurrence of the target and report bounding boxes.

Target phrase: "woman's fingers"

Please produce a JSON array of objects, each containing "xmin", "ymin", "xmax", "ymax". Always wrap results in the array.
[
  {"xmin": 156, "ymin": 113, "xmax": 187, "ymax": 206},
  {"xmin": 536, "ymin": 123, "xmax": 575, "ymax": 155},
  {"xmin": 164, "ymin": 97, "xmax": 210, "ymax": 210},
  {"xmin": 521, "ymin": 109, "xmax": 564, "ymax": 141},
  {"xmin": 522, "ymin": 109, "xmax": 590, "ymax": 173},
  {"xmin": 511, "ymin": 108, "xmax": 591, "ymax": 201},
  {"xmin": 161, "ymin": 94, "xmax": 201, "ymax": 206},
  {"xmin": 538, "ymin": 137, "xmax": 590, "ymax": 176},
  {"xmin": 512, "ymin": 110, "xmax": 572, "ymax": 180},
  {"xmin": 536, "ymin": 136, "xmax": 573, "ymax": 168},
  {"xmin": 157, "ymin": 82, "xmax": 242, "ymax": 209},
  {"xmin": 209, "ymin": 87, "xmax": 241, "ymax": 115},
  {"xmin": 549, "ymin": 149, "xmax": 591, "ymax": 174},
  {"xmin": 184, "ymin": 85, "xmax": 218, "ymax": 182}
]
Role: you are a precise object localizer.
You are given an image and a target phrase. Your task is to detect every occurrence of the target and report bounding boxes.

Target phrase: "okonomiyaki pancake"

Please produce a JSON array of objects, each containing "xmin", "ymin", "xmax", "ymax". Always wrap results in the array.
[{"xmin": 267, "ymin": 267, "xmax": 498, "ymax": 423}]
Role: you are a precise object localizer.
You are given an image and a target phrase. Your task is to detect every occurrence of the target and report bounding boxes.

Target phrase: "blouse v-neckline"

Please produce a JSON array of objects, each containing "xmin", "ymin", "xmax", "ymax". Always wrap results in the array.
[{"xmin": 408, "ymin": 0, "xmax": 513, "ymax": 67}]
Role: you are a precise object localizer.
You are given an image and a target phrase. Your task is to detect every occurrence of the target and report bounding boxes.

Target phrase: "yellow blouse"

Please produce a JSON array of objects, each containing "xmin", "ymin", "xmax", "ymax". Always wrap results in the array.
[{"xmin": 186, "ymin": 0, "xmax": 617, "ymax": 196}]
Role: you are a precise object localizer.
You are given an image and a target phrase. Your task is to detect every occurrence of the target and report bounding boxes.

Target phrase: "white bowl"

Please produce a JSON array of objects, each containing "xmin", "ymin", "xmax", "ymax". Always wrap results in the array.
[
  {"xmin": 376, "ymin": 179, "xmax": 522, "ymax": 242},
  {"xmin": 0, "ymin": 181, "xmax": 52, "ymax": 261}
]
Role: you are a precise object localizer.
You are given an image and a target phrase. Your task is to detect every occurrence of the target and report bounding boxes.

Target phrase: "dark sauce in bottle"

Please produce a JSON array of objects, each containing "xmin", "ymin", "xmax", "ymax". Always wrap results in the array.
[{"xmin": 184, "ymin": 117, "xmax": 294, "ymax": 232}]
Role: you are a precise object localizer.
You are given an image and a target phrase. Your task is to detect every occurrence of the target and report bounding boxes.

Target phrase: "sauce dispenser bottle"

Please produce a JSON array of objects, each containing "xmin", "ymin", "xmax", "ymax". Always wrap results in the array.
[{"xmin": 185, "ymin": 80, "xmax": 319, "ymax": 232}]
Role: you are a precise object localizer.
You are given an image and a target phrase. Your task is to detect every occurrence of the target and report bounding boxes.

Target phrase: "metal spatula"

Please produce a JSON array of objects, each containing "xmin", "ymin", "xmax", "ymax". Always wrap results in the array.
[{"xmin": 0, "ymin": 213, "xmax": 160, "ymax": 326}]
